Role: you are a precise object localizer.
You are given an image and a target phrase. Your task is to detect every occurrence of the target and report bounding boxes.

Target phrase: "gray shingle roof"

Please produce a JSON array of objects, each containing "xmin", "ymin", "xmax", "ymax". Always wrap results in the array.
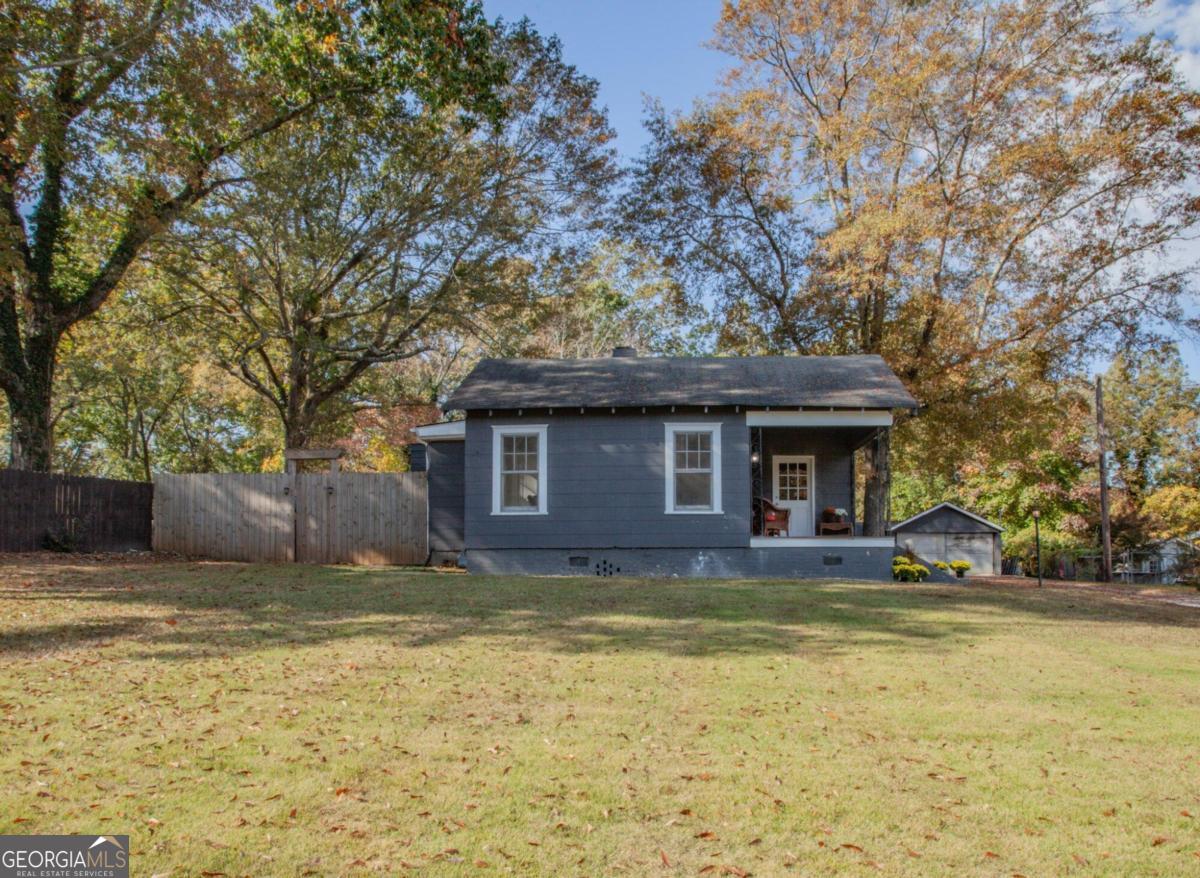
[{"xmin": 446, "ymin": 355, "xmax": 917, "ymax": 411}]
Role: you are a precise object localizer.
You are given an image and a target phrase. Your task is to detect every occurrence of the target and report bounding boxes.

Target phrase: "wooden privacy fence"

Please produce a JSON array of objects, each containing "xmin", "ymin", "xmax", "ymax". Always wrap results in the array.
[
  {"xmin": 152, "ymin": 472, "xmax": 427, "ymax": 565},
  {"xmin": 0, "ymin": 470, "xmax": 153, "ymax": 552}
]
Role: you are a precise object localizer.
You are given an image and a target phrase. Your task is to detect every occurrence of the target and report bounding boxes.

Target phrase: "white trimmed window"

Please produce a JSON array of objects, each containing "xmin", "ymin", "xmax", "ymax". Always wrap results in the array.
[
  {"xmin": 665, "ymin": 423, "xmax": 722, "ymax": 514},
  {"xmin": 492, "ymin": 425, "xmax": 548, "ymax": 515}
]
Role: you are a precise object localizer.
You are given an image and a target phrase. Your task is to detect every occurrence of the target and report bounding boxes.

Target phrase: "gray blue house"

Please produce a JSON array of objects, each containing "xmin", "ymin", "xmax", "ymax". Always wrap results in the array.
[{"xmin": 415, "ymin": 349, "xmax": 917, "ymax": 579}]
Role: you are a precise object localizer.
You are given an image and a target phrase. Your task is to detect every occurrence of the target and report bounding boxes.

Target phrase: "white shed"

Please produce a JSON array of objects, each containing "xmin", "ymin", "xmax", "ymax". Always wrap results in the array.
[{"xmin": 891, "ymin": 502, "xmax": 1003, "ymax": 575}]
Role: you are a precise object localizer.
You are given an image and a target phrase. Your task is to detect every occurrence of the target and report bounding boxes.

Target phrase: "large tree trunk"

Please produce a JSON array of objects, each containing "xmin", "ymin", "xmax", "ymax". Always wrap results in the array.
[
  {"xmin": 862, "ymin": 427, "xmax": 891, "ymax": 537},
  {"xmin": 283, "ymin": 396, "xmax": 314, "ymax": 451},
  {"xmin": 5, "ymin": 329, "xmax": 59, "ymax": 472}
]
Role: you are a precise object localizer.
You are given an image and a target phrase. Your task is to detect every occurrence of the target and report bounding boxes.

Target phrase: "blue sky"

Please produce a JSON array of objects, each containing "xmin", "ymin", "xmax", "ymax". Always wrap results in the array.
[
  {"xmin": 484, "ymin": 0, "xmax": 1200, "ymax": 380},
  {"xmin": 484, "ymin": 0, "xmax": 727, "ymax": 158}
]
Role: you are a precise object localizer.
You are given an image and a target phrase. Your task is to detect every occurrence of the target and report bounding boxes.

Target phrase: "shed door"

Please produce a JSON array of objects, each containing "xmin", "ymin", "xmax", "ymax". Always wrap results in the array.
[
  {"xmin": 946, "ymin": 533, "xmax": 994, "ymax": 575},
  {"xmin": 899, "ymin": 534, "xmax": 943, "ymax": 562},
  {"xmin": 772, "ymin": 455, "xmax": 814, "ymax": 537}
]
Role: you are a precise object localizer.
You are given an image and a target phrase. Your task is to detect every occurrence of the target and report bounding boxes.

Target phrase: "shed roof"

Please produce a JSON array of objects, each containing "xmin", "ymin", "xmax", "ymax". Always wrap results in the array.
[
  {"xmin": 446, "ymin": 355, "xmax": 917, "ymax": 411},
  {"xmin": 890, "ymin": 502, "xmax": 1003, "ymax": 534}
]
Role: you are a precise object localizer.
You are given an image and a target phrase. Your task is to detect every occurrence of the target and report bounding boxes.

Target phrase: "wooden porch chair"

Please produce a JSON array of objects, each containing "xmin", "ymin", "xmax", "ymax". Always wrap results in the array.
[{"xmin": 754, "ymin": 497, "xmax": 791, "ymax": 537}]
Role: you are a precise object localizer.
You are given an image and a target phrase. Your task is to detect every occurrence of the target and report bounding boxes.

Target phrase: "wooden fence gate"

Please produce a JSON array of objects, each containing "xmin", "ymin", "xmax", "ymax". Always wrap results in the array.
[{"xmin": 153, "ymin": 472, "xmax": 427, "ymax": 564}]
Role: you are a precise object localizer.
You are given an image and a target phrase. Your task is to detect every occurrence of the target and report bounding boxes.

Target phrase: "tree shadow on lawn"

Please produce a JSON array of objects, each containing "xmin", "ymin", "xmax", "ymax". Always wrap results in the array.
[{"xmin": 1, "ymin": 560, "xmax": 1197, "ymax": 661}]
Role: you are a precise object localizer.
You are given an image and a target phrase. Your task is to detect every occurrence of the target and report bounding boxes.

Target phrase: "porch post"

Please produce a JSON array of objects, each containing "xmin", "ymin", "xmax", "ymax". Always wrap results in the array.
[
  {"xmin": 750, "ymin": 426, "xmax": 763, "ymax": 536},
  {"xmin": 862, "ymin": 426, "xmax": 891, "ymax": 537}
]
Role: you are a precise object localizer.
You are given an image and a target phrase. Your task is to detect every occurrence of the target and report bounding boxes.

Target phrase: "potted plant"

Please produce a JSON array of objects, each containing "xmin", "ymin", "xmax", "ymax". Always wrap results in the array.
[
  {"xmin": 949, "ymin": 560, "xmax": 972, "ymax": 578},
  {"xmin": 934, "ymin": 561, "xmax": 949, "ymax": 571},
  {"xmin": 892, "ymin": 557, "xmax": 930, "ymax": 582}
]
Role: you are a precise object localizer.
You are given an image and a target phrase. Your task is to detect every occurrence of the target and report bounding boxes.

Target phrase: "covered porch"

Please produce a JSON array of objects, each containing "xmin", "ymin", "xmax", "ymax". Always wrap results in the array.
[{"xmin": 746, "ymin": 409, "xmax": 894, "ymax": 549}]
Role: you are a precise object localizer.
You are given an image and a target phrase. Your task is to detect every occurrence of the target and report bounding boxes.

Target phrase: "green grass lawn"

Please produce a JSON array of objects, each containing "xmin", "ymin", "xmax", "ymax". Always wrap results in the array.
[{"xmin": 1, "ymin": 559, "xmax": 1198, "ymax": 876}]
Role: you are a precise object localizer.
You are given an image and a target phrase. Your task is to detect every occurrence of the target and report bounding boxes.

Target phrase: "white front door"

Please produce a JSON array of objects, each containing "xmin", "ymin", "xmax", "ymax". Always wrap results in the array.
[{"xmin": 772, "ymin": 455, "xmax": 814, "ymax": 537}]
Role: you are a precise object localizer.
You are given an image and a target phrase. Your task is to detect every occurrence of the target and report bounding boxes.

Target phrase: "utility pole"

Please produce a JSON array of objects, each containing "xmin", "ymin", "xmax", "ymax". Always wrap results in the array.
[{"xmin": 1096, "ymin": 376, "xmax": 1113, "ymax": 583}]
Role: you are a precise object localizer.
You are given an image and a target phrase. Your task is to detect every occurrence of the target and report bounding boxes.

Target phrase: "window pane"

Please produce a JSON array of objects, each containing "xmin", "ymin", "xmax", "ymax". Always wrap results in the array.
[
  {"xmin": 502, "ymin": 433, "xmax": 541, "ymax": 475},
  {"xmin": 674, "ymin": 431, "xmax": 714, "ymax": 472},
  {"xmin": 675, "ymin": 472, "xmax": 712, "ymax": 508},
  {"xmin": 502, "ymin": 472, "xmax": 539, "ymax": 509}
]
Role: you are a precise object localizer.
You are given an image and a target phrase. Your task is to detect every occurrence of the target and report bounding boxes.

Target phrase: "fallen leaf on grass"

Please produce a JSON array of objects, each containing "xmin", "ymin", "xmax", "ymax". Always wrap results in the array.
[
  {"xmin": 1151, "ymin": 836, "xmax": 1171, "ymax": 847},
  {"xmin": 840, "ymin": 844, "xmax": 864, "ymax": 853},
  {"xmin": 696, "ymin": 830, "xmax": 717, "ymax": 839},
  {"xmin": 659, "ymin": 849, "xmax": 670, "ymax": 867},
  {"xmin": 164, "ymin": 619, "xmax": 177, "ymax": 626}
]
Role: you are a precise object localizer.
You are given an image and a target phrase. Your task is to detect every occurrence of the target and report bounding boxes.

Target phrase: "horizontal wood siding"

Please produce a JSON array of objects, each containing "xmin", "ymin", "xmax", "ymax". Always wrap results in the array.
[
  {"xmin": 0, "ymin": 470, "xmax": 152, "ymax": 552},
  {"xmin": 464, "ymin": 411, "xmax": 751, "ymax": 550},
  {"xmin": 427, "ymin": 443, "xmax": 466, "ymax": 553}
]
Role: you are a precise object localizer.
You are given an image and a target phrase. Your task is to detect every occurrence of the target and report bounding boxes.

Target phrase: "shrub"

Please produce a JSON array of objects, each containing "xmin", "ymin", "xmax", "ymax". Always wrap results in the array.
[
  {"xmin": 949, "ymin": 560, "xmax": 972, "ymax": 573},
  {"xmin": 43, "ymin": 529, "xmax": 79, "ymax": 552},
  {"xmin": 934, "ymin": 561, "xmax": 949, "ymax": 570}
]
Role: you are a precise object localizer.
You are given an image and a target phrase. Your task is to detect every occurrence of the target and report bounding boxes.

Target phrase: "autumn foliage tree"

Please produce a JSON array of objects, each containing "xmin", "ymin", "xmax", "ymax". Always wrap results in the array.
[
  {"xmin": 0, "ymin": 0, "xmax": 504, "ymax": 470},
  {"xmin": 624, "ymin": 0, "xmax": 1200, "ymax": 533},
  {"xmin": 163, "ymin": 23, "xmax": 616, "ymax": 452}
]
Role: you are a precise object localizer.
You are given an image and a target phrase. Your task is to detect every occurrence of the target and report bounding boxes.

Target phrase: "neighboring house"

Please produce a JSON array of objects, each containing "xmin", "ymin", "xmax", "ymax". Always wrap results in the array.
[
  {"xmin": 1115, "ymin": 537, "xmax": 1199, "ymax": 584},
  {"xmin": 415, "ymin": 349, "xmax": 917, "ymax": 579},
  {"xmin": 890, "ymin": 502, "xmax": 1003, "ymax": 575}
]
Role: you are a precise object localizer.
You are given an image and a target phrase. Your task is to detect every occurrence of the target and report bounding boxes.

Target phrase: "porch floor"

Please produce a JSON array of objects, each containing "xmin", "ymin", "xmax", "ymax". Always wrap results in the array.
[{"xmin": 749, "ymin": 536, "xmax": 894, "ymax": 549}]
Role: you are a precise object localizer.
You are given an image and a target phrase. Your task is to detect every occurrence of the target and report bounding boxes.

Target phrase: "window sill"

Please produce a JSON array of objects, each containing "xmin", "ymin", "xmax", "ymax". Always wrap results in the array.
[
  {"xmin": 491, "ymin": 509, "xmax": 548, "ymax": 516},
  {"xmin": 665, "ymin": 508, "xmax": 725, "ymax": 515}
]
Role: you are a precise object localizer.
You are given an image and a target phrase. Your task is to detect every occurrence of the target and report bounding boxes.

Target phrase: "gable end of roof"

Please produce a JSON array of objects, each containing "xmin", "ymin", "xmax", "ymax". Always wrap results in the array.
[{"xmin": 890, "ymin": 502, "xmax": 1004, "ymax": 533}]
